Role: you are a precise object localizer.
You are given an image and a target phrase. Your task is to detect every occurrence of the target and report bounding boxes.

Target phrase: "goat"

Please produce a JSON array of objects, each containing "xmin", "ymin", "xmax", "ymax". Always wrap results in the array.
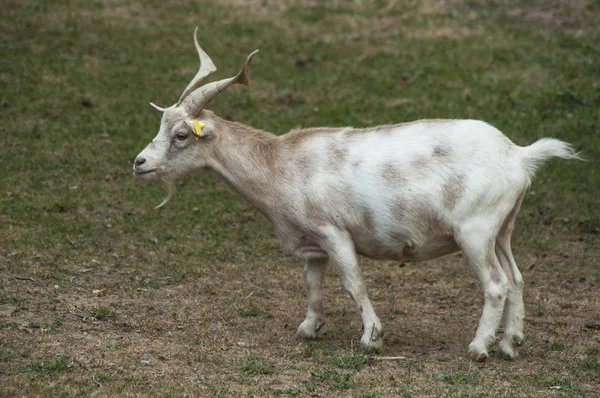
[{"xmin": 133, "ymin": 28, "xmax": 579, "ymax": 361}]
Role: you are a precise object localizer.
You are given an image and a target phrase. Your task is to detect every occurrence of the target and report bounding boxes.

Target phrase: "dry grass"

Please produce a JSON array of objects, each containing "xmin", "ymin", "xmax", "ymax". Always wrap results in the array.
[{"xmin": 1, "ymin": 241, "xmax": 598, "ymax": 396}]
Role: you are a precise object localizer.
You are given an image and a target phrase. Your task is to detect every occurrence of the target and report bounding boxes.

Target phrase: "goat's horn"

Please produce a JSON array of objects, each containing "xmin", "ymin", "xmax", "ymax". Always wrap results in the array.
[
  {"xmin": 149, "ymin": 102, "xmax": 165, "ymax": 113},
  {"xmin": 182, "ymin": 49, "xmax": 259, "ymax": 116},
  {"xmin": 177, "ymin": 27, "xmax": 217, "ymax": 105}
]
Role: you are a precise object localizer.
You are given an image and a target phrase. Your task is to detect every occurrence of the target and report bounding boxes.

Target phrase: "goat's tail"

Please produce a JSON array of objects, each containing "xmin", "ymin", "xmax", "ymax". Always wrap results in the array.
[{"xmin": 520, "ymin": 138, "xmax": 581, "ymax": 180}]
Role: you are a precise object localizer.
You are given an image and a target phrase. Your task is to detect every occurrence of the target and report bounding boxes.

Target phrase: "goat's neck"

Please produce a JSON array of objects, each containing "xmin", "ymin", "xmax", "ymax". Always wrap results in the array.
[{"xmin": 206, "ymin": 115, "xmax": 278, "ymax": 214}]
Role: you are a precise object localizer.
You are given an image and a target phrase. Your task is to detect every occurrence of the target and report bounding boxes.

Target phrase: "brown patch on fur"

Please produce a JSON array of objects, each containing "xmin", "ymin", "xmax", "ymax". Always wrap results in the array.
[
  {"xmin": 295, "ymin": 153, "xmax": 316, "ymax": 183},
  {"xmin": 389, "ymin": 231, "xmax": 408, "ymax": 243},
  {"xmin": 204, "ymin": 112, "xmax": 285, "ymax": 216},
  {"xmin": 490, "ymin": 294, "xmax": 504, "ymax": 308},
  {"xmin": 325, "ymin": 183, "xmax": 351, "ymax": 204},
  {"xmin": 303, "ymin": 198, "xmax": 327, "ymax": 226},
  {"xmin": 411, "ymin": 156, "xmax": 429, "ymax": 171},
  {"xmin": 489, "ymin": 270, "xmax": 501, "ymax": 284},
  {"xmin": 300, "ymin": 183, "xmax": 354, "ymax": 229},
  {"xmin": 211, "ymin": 113, "xmax": 280, "ymax": 169},
  {"xmin": 281, "ymin": 127, "xmax": 341, "ymax": 149},
  {"xmin": 345, "ymin": 124, "xmax": 397, "ymax": 137},
  {"xmin": 390, "ymin": 201, "xmax": 407, "ymax": 221},
  {"xmin": 442, "ymin": 174, "xmax": 465, "ymax": 210},
  {"xmin": 418, "ymin": 207, "xmax": 454, "ymax": 240},
  {"xmin": 393, "ymin": 202, "xmax": 459, "ymax": 261},
  {"xmin": 231, "ymin": 124, "xmax": 277, "ymax": 163},
  {"xmin": 354, "ymin": 239, "xmax": 385, "ymax": 259},
  {"xmin": 381, "ymin": 163, "xmax": 405, "ymax": 183},
  {"xmin": 327, "ymin": 144, "xmax": 348, "ymax": 170},
  {"xmin": 432, "ymin": 145, "xmax": 449, "ymax": 157},
  {"xmin": 361, "ymin": 207, "xmax": 376, "ymax": 234},
  {"xmin": 425, "ymin": 214, "xmax": 451, "ymax": 235}
]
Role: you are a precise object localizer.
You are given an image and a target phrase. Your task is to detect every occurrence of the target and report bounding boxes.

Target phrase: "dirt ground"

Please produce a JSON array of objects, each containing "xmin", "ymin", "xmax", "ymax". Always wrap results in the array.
[{"xmin": 1, "ymin": 217, "xmax": 598, "ymax": 396}]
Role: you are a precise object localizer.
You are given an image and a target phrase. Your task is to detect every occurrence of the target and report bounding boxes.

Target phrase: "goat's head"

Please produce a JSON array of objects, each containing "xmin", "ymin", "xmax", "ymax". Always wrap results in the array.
[{"xmin": 133, "ymin": 28, "xmax": 258, "ymax": 208}]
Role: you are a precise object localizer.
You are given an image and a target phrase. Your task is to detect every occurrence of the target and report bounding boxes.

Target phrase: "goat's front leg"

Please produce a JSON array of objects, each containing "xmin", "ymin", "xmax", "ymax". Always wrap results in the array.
[
  {"xmin": 297, "ymin": 258, "xmax": 328, "ymax": 339},
  {"xmin": 323, "ymin": 230, "xmax": 382, "ymax": 352}
]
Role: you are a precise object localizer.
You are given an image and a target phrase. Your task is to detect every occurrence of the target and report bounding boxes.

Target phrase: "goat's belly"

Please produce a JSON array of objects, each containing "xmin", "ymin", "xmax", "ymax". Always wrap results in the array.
[{"xmin": 355, "ymin": 234, "xmax": 460, "ymax": 262}]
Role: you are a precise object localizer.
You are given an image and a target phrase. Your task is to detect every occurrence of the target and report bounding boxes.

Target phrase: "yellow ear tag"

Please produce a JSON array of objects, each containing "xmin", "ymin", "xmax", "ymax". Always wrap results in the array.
[{"xmin": 192, "ymin": 120, "xmax": 206, "ymax": 141}]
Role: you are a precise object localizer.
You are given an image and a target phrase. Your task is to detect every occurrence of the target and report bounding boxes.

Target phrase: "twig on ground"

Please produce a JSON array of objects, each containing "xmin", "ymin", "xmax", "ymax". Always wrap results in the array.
[
  {"xmin": 92, "ymin": 375, "xmax": 101, "ymax": 388},
  {"xmin": 10, "ymin": 275, "xmax": 34, "ymax": 281},
  {"xmin": 526, "ymin": 319, "xmax": 567, "ymax": 326},
  {"xmin": 373, "ymin": 356, "xmax": 407, "ymax": 360},
  {"xmin": 67, "ymin": 235, "xmax": 77, "ymax": 247}
]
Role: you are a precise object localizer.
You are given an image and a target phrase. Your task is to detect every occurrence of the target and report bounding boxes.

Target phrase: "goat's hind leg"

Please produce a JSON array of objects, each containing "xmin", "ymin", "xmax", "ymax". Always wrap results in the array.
[
  {"xmin": 496, "ymin": 194, "xmax": 526, "ymax": 359},
  {"xmin": 297, "ymin": 258, "xmax": 328, "ymax": 339},
  {"xmin": 457, "ymin": 224, "xmax": 509, "ymax": 361}
]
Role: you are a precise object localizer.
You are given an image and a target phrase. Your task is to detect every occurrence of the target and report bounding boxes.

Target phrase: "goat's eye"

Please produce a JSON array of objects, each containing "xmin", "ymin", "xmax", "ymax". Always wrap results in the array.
[{"xmin": 176, "ymin": 132, "xmax": 188, "ymax": 141}]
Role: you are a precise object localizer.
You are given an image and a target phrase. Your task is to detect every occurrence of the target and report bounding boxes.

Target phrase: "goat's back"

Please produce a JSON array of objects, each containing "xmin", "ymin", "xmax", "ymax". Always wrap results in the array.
[{"xmin": 274, "ymin": 120, "xmax": 531, "ymax": 261}]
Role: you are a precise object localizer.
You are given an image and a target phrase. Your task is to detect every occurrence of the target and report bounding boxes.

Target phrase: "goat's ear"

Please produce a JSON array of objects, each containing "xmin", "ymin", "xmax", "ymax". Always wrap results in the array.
[
  {"xmin": 184, "ymin": 119, "xmax": 208, "ymax": 140},
  {"xmin": 149, "ymin": 102, "xmax": 166, "ymax": 114}
]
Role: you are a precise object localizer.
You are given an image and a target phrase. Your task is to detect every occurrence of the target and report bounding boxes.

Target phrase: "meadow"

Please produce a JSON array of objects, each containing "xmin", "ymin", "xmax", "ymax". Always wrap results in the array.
[{"xmin": 1, "ymin": 0, "xmax": 598, "ymax": 396}]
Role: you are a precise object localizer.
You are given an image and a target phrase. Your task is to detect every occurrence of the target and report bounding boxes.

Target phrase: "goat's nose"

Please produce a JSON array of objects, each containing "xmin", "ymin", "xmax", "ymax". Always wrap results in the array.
[{"xmin": 135, "ymin": 157, "xmax": 146, "ymax": 166}]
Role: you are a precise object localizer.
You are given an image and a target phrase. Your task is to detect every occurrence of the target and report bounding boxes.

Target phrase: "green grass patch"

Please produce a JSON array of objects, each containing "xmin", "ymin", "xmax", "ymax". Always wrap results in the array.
[
  {"xmin": 0, "ymin": 322, "xmax": 17, "ymax": 330},
  {"xmin": 280, "ymin": 386, "xmax": 300, "ymax": 396},
  {"xmin": 311, "ymin": 368, "xmax": 355, "ymax": 391},
  {"xmin": 25, "ymin": 356, "xmax": 69, "ymax": 374},
  {"xmin": 96, "ymin": 343, "xmax": 122, "ymax": 352},
  {"xmin": 26, "ymin": 316, "xmax": 64, "ymax": 332},
  {"xmin": 578, "ymin": 353, "xmax": 600, "ymax": 374},
  {"xmin": 361, "ymin": 393, "xmax": 383, "ymax": 398},
  {"xmin": 330, "ymin": 351, "xmax": 370, "ymax": 371},
  {"xmin": 237, "ymin": 306, "xmax": 264, "ymax": 317},
  {"xmin": 96, "ymin": 371, "xmax": 115, "ymax": 382},
  {"xmin": 89, "ymin": 307, "xmax": 117, "ymax": 321},
  {"xmin": 212, "ymin": 385, "xmax": 228, "ymax": 398},
  {"xmin": 548, "ymin": 342, "xmax": 565, "ymax": 352},
  {"xmin": 442, "ymin": 362, "xmax": 479, "ymax": 385},
  {"xmin": 240, "ymin": 358, "xmax": 275, "ymax": 375}
]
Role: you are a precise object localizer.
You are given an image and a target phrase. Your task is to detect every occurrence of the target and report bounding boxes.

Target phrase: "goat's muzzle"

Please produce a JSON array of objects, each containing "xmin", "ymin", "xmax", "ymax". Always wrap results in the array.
[{"xmin": 133, "ymin": 156, "xmax": 157, "ymax": 177}]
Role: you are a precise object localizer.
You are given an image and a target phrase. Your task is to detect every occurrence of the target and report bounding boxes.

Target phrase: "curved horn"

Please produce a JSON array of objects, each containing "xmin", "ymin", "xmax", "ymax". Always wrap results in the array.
[
  {"xmin": 149, "ymin": 102, "xmax": 165, "ymax": 113},
  {"xmin": 182, "ymin": 49, "xmax": 259, "ymax": 116},
  {"xmin": 177, "ymin": 27, "xmax": 217, "ymax": 105}
]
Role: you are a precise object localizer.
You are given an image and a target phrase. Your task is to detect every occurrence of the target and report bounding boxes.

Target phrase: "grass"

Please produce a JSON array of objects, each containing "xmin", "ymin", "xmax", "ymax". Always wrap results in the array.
[
  {"xmin": 330, "ymin": 351, "xmax": 370, "ymax": 371},
  {"xmin": 95, "ymin": 371, "xmax": 115, "ymax": 382},
  {"xmin": 237, "ymin": 306, "xmax": 264, "ymax": 317},
  {"xmin": 89, "ymin": 307, "xmax": 117, "ymax": 321},
  {"xmin": 578, "ymin": 348, "xmax": 600, "ymax": 375},
  {"xmin": 311, "ymin": 368, "xmax": 355, "ymax": 390},
  {"xmin": 0, "ymin": 0, "xmax": 599, "ymax": 397},
  {"xmin": 548, "ymin": 342, "xmax": 565, "ymax": 352},
  {"xmin": 442, "ymin": 362, "xmax": 479, "ymax": 385},
  {"xmin": 25, "ymin": 357, "xmax": 70, "ymax": 375},
  {"xmin": 240, "ymin": 358, "xmax": 275, "ymax": 375}
]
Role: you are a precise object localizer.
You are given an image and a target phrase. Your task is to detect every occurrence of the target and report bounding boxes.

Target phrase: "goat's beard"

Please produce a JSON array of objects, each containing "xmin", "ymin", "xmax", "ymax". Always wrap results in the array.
[{"xmin": 155, "ymin": 178, "xmax": 176, "ymax": 209}]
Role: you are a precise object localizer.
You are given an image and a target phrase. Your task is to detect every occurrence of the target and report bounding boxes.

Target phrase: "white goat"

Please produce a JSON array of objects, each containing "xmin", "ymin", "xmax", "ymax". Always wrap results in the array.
[{"xmin": 133, "ymin": 29, "xmax": 579, "ymax": 361}]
